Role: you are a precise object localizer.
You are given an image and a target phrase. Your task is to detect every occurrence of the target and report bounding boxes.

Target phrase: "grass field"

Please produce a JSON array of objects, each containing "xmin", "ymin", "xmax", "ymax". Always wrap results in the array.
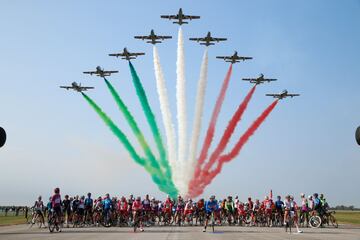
[
  {"xmin": 0, "ymin": 216, "xmax": 27, "ymax": 226},
  {"xmin": 334, "ymin": 211, "xmax": 360, "ymax": 225}
]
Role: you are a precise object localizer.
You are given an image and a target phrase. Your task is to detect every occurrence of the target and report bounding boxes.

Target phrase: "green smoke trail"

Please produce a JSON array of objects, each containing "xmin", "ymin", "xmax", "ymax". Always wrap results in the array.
[
  {"xmin": 103, "ymin": 78, "xmax": 161, "ymax": 172},
  {"xmin": 128, "ymin": 62, "xmax": 174, "ymax": 182},
  {"xmin": 81, "ymin": 92, "xmax": 172, "ymax": 193}
]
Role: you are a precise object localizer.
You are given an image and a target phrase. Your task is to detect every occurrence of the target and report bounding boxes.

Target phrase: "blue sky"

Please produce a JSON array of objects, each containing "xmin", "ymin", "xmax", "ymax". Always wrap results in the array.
[{"xmin": 0, "ymin": 0, "xmax": 359, "ymax": 206}]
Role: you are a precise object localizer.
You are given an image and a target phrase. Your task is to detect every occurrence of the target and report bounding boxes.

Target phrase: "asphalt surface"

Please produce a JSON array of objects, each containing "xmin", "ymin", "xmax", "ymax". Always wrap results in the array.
[{"xmin": 0, "ymin": 224, "xmax": 359, "ymax": 240}]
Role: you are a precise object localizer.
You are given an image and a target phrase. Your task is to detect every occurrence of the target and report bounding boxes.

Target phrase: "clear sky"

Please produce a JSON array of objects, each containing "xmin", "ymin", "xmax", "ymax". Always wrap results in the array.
[{"xmin": 0, "ymin": 0, "xmax": 359, "ymax": 206}]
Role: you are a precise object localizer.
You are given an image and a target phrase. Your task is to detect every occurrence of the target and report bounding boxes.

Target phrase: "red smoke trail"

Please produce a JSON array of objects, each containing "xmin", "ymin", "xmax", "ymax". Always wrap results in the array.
[
  {"xmin": 189, "ymin": 85, "xmax": 257, "ymax": 196},
  {"xmin": 194, "ymin": 64, "xmax": 233, "ymax": 177},
  {"xmin": 204, "ymin": 85, "xmax": 257, "ymax": 173},
  {"xmin": 189, "ymin": 100, "xmax": 279, "ymax": 197}
]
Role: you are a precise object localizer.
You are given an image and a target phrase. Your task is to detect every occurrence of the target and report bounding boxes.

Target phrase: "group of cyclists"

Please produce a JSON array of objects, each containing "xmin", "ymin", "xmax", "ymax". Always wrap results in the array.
[{"xmin": 30, "ymin": 188, "xmax": 335, "ymax": 233}]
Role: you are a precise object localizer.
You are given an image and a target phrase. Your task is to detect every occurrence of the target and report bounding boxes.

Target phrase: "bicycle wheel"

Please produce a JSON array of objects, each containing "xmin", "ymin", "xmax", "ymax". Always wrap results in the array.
[
  {"xmin": 48, "ymin": 218, "xmax": 56, "ymax": 233},
  {"xmin": 329, "ymin": 214, "xmax": 338, "ymax": 228},
  {"xmin": 309, "ymin": 216, "xmax": 322, "ymax": 228}
]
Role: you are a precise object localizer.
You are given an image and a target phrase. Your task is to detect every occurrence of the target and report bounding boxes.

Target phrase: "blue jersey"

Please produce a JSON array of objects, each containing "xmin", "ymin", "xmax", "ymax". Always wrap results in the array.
[
  {"xmin": 275, "ymin": 200, "xmax": 284, "ymax": 210},
  {"xmin": 102, "ymin": 198, "xmax": 112, "ymax": 210},
  {"xmin": 205, "ymin": 200, "xmax": 218, "ymax": 213}
]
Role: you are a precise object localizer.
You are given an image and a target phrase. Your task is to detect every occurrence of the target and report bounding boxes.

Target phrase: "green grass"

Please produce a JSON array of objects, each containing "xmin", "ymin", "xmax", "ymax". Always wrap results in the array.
[
  {"xmin": 0, "ymin": 215, "xmax": 27, "ymax": 226},
  {"xmin": 334, "ymin": 211, "xmax": 360, "ymax": 225}
]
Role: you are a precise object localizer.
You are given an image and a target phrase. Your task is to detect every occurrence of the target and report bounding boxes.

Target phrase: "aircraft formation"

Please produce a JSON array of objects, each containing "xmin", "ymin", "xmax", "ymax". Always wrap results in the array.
[{"xmin": 60, "ymin": 8, "xmax": 299, "ymax": 98}]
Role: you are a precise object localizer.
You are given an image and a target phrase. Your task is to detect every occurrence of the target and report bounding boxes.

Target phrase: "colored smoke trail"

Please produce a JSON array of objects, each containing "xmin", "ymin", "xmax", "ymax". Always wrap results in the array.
[
  {"xmin": 152, "ymin": 46, "xmax": 179, "ymax": 190},
  {"xmin": 129, "ymin": 62, "xmax": 176, "ymax": 192},
  {"xmin": 81, "ymin": 93, "xmax": 172, "ymax": 194},
  {"xmin": 104, "ymin": 78, "xmax": 160, "ymax": 172},
  {"xmin": 176, "ymin": 27, "xmax": 188, "ymax": 196},
  {"xmin": 203, "ymin": 85, "xmax": 257, "ymax": 174},
  {"xmin": 190, "ymin": 100, "xmax": 279, "ymax": 197},
  {"xmin": 192, "ymin": 64, "xmax": 233, "ymax": 181},
  {"xmin": 186, "ymin": 48, "xmax": 209, "ymax": 190}
]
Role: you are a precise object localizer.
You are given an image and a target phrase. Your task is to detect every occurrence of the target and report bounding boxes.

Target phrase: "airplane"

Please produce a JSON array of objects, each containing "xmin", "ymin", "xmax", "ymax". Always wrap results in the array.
[
  {"xmin": 266, "ymin": 90, "xmax": 300, "ymax": 99},
  {"xmin": 160, "ymin": 8, "xmax": 200, "ymax": 25},
  {"xmin": 109, "ymin": 48, "xmax": 145, "ymax": 61},
  {"xmin": 83, "ymin": 66, "xmax": 118, "ymax": 77},
  {"xmin": 216, "ymin": 51, "xmax": 252, "ymax": 64},
  {"xmin": 189, "ymin": 32, "xmax": 227, "ymax": 46},
  {"xmin": 134, "ymin": 29, "xmax": 172, "ymax": 45},
  {"xmin": 60, "ymin": 82, "xmax": 94, "ymax": 92},
  {"xmin": 242, "ymin": 74, "xmax": 277, "ymax": 85}
]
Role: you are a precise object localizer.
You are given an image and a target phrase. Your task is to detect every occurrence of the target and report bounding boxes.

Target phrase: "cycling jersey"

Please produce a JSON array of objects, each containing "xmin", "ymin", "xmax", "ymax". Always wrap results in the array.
[
  {"xmin": 205, "ymin": 200, "xmax": 218, "ymax": 213},
  {"xmin": 34, "ymin": 200, "xmax": 44, "ymax": 211},
  {"xmin": 132, "ymin": 200, "xmax": 143, "ymax": 212},
  {"xmin": 51, "ymin": 194, "xmax": 61, "ymax": 208},
  {"xmin": 118, "ymin": 201, "xmax": 128, "ymax": 211},
  {"xmin": 142, "ymin": 199, "xmax": 151, "ymax": 210},
  {"xmin": 102, "ymin": 198, "xmax": 112, "ymax": 210},
  {"xmin": 225, "ymin": 200, "xmax": 235, "ymax": 212},
  {"xmin": 275, "ymin": 200, "xmax": 284, "ymax": 210},
  {"xmin": 84, "ymin": 198, "xmax": 93, "ymax": 209}
]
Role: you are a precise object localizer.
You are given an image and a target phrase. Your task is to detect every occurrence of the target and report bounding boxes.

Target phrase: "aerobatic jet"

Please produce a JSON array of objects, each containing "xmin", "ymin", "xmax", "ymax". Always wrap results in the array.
[
  {"xmin": 60, "ymin": 82, "xmax": 94, "ymax": 92},
  {"xmin": 216, "ymin": 51, "xmax": 252, "ymax": 64},
  {"xmin": 189, "ymin": 32, "xmax": 227, "ymax": 46},
  {"xmin": 266, "ymin": 90, "xmax": 300, "ymax": 99},
  {"xmin": 242, "ymin": 74, "xmax": 277, "ymax": 85},
  {"xmin": 160, "ymin": 8, "xmax": 200, "ymax": 25},
  {"xmin": 109, "ymin": 48, "xmax": 145, "ymax": 61},
  {"xmin": 134, "ymin": 30, "xmax": 172, "ymax": 45},
  {"xmin": 83, "ymin": 66, "xmax": 118, "ymax": 77}
]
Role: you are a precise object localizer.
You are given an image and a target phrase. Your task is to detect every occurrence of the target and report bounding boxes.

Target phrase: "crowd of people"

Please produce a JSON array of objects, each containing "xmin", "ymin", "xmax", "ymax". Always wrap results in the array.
[{"xmin": 30, "ymin": 188, "xmax": 332, "ymax": 233}]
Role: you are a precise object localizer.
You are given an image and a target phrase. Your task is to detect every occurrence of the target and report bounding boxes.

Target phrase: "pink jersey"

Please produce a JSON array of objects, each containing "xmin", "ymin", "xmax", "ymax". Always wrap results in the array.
[{"xmin": 51, "ymin": 194, "xmax": 61, "ymax": 208}]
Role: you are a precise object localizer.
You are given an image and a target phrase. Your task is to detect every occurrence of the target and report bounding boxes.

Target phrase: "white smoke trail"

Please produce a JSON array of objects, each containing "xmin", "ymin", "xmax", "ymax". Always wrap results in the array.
[
  {"xmin": 185, "ymin": 48, "xmax": 209, "ymax": 192},
  {"xmin": 176, "ymin": 27, "xmax": 188, "ymax": 196},
  {"xmin": 153, "ymin": 46, "xmax": 179, "ymax": 190}
]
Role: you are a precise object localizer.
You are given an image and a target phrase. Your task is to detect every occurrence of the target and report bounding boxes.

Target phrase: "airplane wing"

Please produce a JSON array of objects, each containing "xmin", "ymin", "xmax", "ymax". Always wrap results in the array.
[
  {"xmin": 159, "ymin": 36, "xmax": 172, "ymax": 40},
  {"xmin": 59, "ymin": 86, "xmax": 72, "ymax": 90},
  {"xmin": 134, "ymin": 36, "xmax": 150, "ymax": 40},
  {"xmin": 189, "ymin": 37, "xmax": 204, "ymax": 42},
  {"xmin": 242, "ymin": 78, "xmax": 256, "ymax": 81},
  {"xmin": 103, "ymin": 70, "xmax": 119, "ymax": 74},
  {"xmin": 130, "ymin": 53, "xmax": 145, "ymax": 56},
  {"xmin": 264, "ymin": 78, "xmax": 277, "ymax": 82},
  {"xmin": 266, "ymin": 94, "xmax": 280, "ymax": 98},
  {"xmin": 216, "ymin": 56, "xmax": 230, "ymax": 59},
  {"xmin": 160, "ymin": 15, "xmax": 177, "ymax": 19},
  {"xmin": 213, "ymin": 38, "xmax": 227, "ymax": 42},
  {"xmin": 184, "ymin": 15, "xmax": 200, "ymax": 20},
  {"xmin": 83, "ymin": 71, "xmax": 96, "ymax": 75},
  {"xmin": 239, "ymin": 56, "xmax": 253, "ymax": 60},
  {"xmin": 287, "ymin": 94, "xmax": 300, "ymax": 97},
  {"xmin": 109, "ymin": 53, "xmax": 124, "ymax": 57},
  {"xmin": 80, "ymin": 87, "xmax": 94, "ymax": 90}
]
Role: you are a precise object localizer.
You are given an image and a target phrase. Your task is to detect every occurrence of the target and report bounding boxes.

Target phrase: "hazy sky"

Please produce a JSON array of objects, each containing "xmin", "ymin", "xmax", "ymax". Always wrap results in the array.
[{"xmin": 0, "ymin": 0, "xmax": 359, "ymax": 206}]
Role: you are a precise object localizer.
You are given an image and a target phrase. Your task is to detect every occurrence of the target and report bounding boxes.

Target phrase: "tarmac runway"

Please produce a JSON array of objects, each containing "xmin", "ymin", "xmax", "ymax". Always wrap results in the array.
[{"xmin": 0, "ymin": 224, "xmax": 359, "ymax": 240}]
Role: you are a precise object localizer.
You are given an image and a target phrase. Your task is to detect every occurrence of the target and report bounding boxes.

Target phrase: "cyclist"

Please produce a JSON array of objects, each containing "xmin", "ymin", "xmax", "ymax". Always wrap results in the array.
[
  {"xmin": 225, "ymin": 196, "xmax": 235, "ymax": 224},
  {"xmin": 203, "ymin": 195, "xmax": 218, "ymax": 232},
  {"xmin": 284, "ymin": 195, "xmax": 302, "ymax": 233},
  {"xmin": 33, "ymin": 196, "xmax": 45, "ymax": 227},
  {"xmin": 62, "ymin": 195, "xmax": 71, "ymax": 227},
  {"xmin": 117, "ymin": 196, "xmax": 128, "ymax": 222},
  {"xmin": 275, "ymin": 196, "xmax": 284, "ymax": 225},
  {"xmin": 77, "ymin": 196, "xmax": 85, "ymax": 223},
  {"xmin": 175, "ymin": 195, "xmax": 185, "ymax": 225},
  {"xmin": 300, "ymin": 193, "xmax": 309, "ymax": 226},
  {"xmin": 102, "ymin": 193, "xmax": 112, "ymax": 226},
  {"xmin": 263, "ymin": 196, "xmax": 273, "ymax": 226},
  {"xmin": 51, "ymin": 187, "xmax": 62, "ymax": 231},
  {"xmin": 313, "ymin": 193, "xmax": 324, "ymax": 217},
  {"xmin": 84, "ymin": 193, "xmax": 93, "ymax": 224},
  {"xmin": 184, "ymin": 198, "xmax": 194, "ymax": 224},
  {"xmin": 132, "ymin": 197, "xmax": 144, "ymax": 232}
]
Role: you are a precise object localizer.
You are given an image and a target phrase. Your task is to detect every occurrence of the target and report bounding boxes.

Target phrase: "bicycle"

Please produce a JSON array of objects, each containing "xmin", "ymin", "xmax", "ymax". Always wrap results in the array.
[
  {"xmin": 284, "ymin": 209, "xmax": 294, "ymax": 233},
  {"xmin": 48, "ymin": 209, "xmax": 61, "ymax": 233},
  {"xmin": 29, "ymin": 209, "xmax": 45, "ymax": 229}
]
